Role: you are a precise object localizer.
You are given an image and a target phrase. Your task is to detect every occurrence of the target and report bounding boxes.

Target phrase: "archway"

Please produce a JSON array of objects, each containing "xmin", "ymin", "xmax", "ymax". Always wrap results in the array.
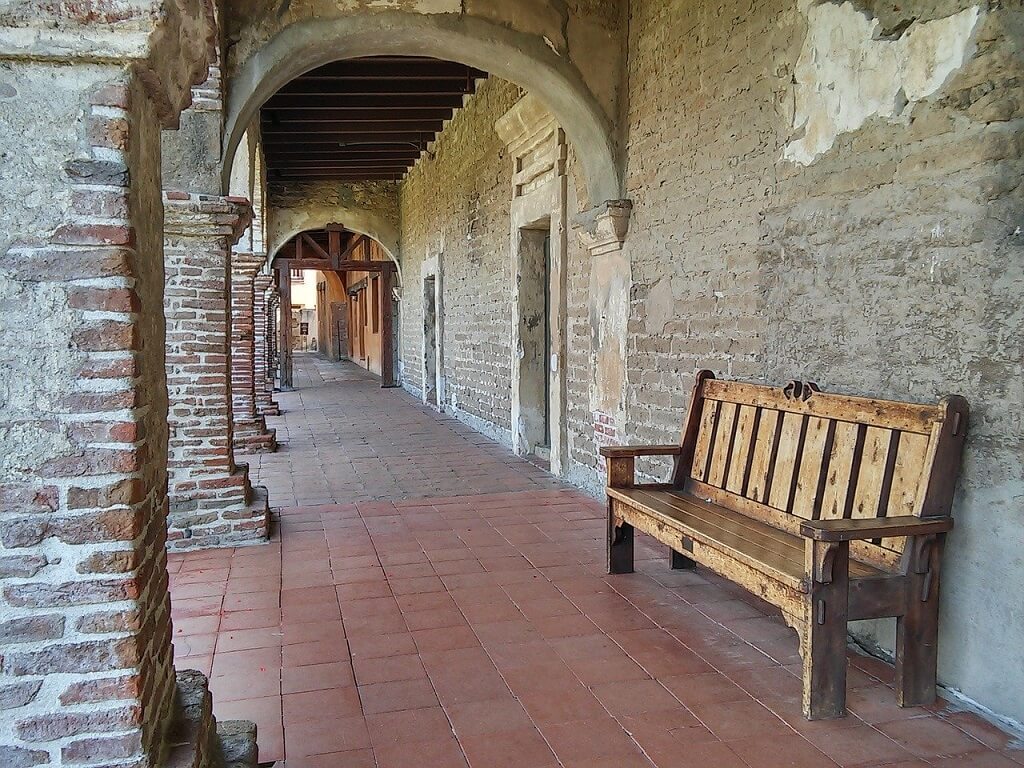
[
  {"xmin": 267, "ymin": 208, "xmax": 402, "ymax": 283},
  {"xmin": 271, "ymin": 227, "xmax": 400, "ymax": 387},
  {"xmin": 221, "ymin": 11, "xmax": 621, "ymax": 205}
]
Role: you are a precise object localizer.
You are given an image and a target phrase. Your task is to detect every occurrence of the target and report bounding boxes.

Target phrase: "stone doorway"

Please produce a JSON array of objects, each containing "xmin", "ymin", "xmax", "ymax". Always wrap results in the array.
[{"xmin": 514, "ymin": 224, "xmax": 554, "ymax": 463}]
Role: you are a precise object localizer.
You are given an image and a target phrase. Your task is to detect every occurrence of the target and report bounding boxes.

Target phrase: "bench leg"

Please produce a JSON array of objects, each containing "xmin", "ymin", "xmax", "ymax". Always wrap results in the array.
[
  {"xmin": 802, "ymin": 541, "xmax": 850, "ymax": 720},
  {"xmin": 896, "ymin": 536, "xmax": 943, "ymax": 707},
  {"xmin": 607, "ymin": 504, "xmax": 634, "ymax": 575},
  {"xmin": 669, "ymin": 548, "xmax": 696, "ymax": 570}
]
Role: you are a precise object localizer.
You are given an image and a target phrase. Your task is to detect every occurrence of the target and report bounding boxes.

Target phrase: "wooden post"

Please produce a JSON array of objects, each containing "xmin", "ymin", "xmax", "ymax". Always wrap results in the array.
[
  {"xmin": 380, "ymin": 265, "xmax": 395, "ymax": 388},
  {"xmin": 896, "ymin": 534, "xmax": 944, "ymax": 706},
  {"xmin": 802, "ymin": 539, "xmax": 850, "ymax": 719},
  {"xmin": 278, "ymin": 267, "xmax": 293, "ymax": 390},
  {"xmin": 328, "ymin": 229, "xmax": 342, "ymax": 270}
]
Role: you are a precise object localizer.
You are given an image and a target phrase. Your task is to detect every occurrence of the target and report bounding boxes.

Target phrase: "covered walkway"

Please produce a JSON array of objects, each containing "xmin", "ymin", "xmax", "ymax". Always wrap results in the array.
[{"xmin": 168, "ymin": 357, "xmax": 1018, "ymax": 768}]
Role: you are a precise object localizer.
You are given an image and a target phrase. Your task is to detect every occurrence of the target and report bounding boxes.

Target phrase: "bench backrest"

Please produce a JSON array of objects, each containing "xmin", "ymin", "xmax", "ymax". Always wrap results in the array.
[{"xmin": 676, "ymin": 371, "xmax": 968, "ymax": 570}]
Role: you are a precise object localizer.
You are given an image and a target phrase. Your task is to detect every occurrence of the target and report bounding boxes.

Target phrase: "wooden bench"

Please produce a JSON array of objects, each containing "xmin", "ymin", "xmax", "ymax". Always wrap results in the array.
[{"xmin": 600, "ymin": 371, "xmax": 968, "ymax": 719}]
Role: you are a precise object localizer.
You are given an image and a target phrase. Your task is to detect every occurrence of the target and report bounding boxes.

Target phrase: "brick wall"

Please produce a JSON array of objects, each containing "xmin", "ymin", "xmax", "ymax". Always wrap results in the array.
[
  {"xmin": 400, "ymin": 78, "xmax": 523, "ymax": 441},
  {"xmin": 163, "ymin": 193, "xmax": 270, "ymax": 550}
]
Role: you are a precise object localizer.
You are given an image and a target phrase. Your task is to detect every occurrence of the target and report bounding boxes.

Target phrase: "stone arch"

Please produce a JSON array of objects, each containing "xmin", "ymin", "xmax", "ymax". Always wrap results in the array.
[
  {"xmin": 268, "ymin": 211, "xmax": 402, "ymax": 285},
  {"xmin": 221, "ymin": 11, "xmax": 621, "ymax": 205}
]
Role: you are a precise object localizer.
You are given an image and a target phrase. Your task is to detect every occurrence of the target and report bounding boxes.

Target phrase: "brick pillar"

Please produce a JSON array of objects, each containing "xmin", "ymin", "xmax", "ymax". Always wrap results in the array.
[
  {"xmin": 0, "ymin": 73, "xmax": 208, "ymax": 768},
  {"xmin": 163, "ymin": 192, "xmax": 270, "ymax": 550},
  {"xmin": 267, "ymin": 288, "xmax": 281, "ymax": 400},
  {"xmin": 231, "ymin": 252, "xmax": 277, "ymax": 452},
  {"xmin": 253, "ymin": 274, "xmax": 280, "ymax": 416}
]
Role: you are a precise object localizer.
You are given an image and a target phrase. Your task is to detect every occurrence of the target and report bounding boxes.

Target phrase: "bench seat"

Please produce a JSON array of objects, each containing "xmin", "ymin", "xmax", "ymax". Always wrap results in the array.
[{"xmin": 609, "ymin": 486, "xmax": 886, "ymax": 590}]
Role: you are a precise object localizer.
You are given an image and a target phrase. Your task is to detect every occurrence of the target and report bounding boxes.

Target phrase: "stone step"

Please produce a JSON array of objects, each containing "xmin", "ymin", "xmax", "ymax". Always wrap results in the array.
[
  {"xmin": 216, "ymin": 720, "xmax": 260, "ymax": 768},
  {"xmin": 162, "ymin": 670, "xmax": 219, "ymax": 768},
  {"xmin": 162, "ymin": 671, "xmax": 262, "ymax": 768}
]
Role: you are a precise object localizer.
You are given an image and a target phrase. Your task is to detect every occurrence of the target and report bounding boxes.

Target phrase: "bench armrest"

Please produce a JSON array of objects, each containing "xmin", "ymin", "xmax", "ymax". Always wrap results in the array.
[
  {"xmin": 799, "ymin": 516, "xmax": 953, "ymax": 542},
  {"xmin": 599, "ymin": 445, "xmax": 683, "ymax": 458}
]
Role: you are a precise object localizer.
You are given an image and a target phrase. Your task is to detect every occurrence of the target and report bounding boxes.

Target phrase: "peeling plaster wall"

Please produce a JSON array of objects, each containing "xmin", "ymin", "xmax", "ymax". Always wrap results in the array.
[
  {"xmin": 785, "ymin": 2, "xmax": 982, "ymax": 165},
  {"xmin": 623, "ymin": 0, "xmax": 1024, "ymax": 724}
]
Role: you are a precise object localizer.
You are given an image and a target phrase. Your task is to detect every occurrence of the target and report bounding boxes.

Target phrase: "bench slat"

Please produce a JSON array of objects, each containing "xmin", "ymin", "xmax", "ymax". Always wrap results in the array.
[
  {"xmin": 819, "ymin": 420, "xmax": 860, "ymax": 521},
  {"xmin": 851, "ymin": 426, "xmax": 894, "ymax": 521},
  {"xmin": 883, "ymin": 431, "xmax": 931, "ymax": 549},
  {"xmin": 691, "ymin": 399, "xmax": 718, "ymax": 483},
  {"xmin": 746, "ymin": 408, "xmax": 780, "ymax": 504},
  {"xmin": 768, "ymin": 411, "xmax": 804, "ymax": 512},
  {"xmin": 793, "ymin": 416, "xmax": 831, "ymax": 517},
  {"xmin": 725, "ymin": 404, "xmax": 757, "ymax": 495},
  {"xmin": 707, "ymin": 400, "xmax": 738, "ymax": 487},
  {"xmin": 702, "ymin": 379, "xmax": 940, "ymax": 434}
]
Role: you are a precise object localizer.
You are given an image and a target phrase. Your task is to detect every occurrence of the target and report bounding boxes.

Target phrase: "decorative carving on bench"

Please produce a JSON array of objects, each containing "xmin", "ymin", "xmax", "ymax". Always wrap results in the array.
[{"xmin": 600, "ymin": 370, "xmax": 969, "ymax": 720}]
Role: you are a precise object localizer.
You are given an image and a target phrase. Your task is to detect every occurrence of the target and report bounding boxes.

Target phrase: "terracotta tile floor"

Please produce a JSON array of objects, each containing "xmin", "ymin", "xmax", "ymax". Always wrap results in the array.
[
  {"xmin": 168, "ymin": 356, "xmax": 1023, "ymax": 767},
  {"xmin": 247, "ymin": 354, "xmax": 562, "ymax": 507}
]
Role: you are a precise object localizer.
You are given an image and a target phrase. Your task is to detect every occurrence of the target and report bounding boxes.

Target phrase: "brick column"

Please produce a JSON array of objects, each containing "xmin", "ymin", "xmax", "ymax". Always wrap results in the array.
[
  {"xmin": 253, "ymin": 274, "xmax": 280, "ymax": 416},
  {"xmin": 267, "ymin": 288, "xmax": 282, "ymax": 400},
  {"xmin": 231, "ymin": 252, "xmax": 277, "ymax": 452},
  {"xmin": 163, "ymin": 192, "xmax": 270, "ymax": 550},
  {"xmin": 0, "ymin": 32, "xmax": 214, "ymax": 768}
]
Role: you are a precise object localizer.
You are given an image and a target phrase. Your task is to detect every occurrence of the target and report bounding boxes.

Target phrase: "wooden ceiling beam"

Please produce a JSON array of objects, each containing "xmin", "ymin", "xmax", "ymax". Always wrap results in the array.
[
  {"xmin": 262, "ymin": 150, "xmax": 422, "ymax": 161},
  {"xmin": 300, "ymin": 233, "xmax": 331, "ymax": 261},
  {"xmin": 264, "ymin": 94, "xmax": 467, "ymax": 110},
  {"xmin": 261, "ymin": 120, "xmax": 445, "ymax": 133},
  {"xmin": 276, "ymin": 80, "xmax": 474, "ymax": 97},
  {"xmin": 262, "ymin": 131, "xmax": 432, "ymax": 145},
  {"xmin": 261, "ymin": 107, "xmax": 456, "ymax": 120},
  {"xmin": 275, "ymin": 258, "xmax": 395, "ymax": 273},
  {"xmin": 267, "ymin": 160, "xmax": 414, "ymax": 169},
  {"xmin": 269, "ymin": 172, "xmax": 406, "ymax": 180},
  {"xmin": 296, "ymin": 60, "xmax": 484, "ymax": 79}
]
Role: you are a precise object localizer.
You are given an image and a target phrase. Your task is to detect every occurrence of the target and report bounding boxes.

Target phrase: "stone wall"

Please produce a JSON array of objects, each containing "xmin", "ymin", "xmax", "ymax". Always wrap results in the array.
[
  {"xmin": 400, "ymin": 78, "xmax": 522, "ymax": 439},
  {"xmin": 619, "ymin": 0, "xmax": 1024, "ymax": 725},
  {"xmin": 399, "ymin": 77, "xmax": 603, "ymax": 487}
]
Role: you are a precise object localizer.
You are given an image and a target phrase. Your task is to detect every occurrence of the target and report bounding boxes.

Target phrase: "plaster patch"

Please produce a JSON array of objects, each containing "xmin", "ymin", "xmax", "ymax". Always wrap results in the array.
[
  {"xmin": 784, "ymin": 2, "xmax": 981, "ymax": 166},
  {"xmin": 645, "ymin": 277, "xmax": 674, "ymax": 335}
]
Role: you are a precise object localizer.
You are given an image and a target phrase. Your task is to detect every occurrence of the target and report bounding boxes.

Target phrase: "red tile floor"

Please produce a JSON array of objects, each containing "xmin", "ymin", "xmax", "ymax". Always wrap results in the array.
[{"xmin": 168, "ymin": 358, "xmax": 1023, "ymax": 768}]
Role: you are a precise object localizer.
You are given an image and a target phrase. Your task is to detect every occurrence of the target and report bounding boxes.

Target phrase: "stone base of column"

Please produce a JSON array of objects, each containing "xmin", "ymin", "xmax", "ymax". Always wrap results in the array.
[
  {"xmin": 258, "ymin": 401, "xmax": 282, "ymax": 416},
  {"xmin": 165, "ymin": 670, "xmax": 259, "ymax": 768},
  {"xmin": 233, "ymin": 416, "xmax": 277, "ymax": 454},
  {"xmin": 257, "ymin": 379, "xmax": 281, "ymax": 416},
  {"xmin": 166, "ymin": 465, "xmax": 270, "ymax": 551}
]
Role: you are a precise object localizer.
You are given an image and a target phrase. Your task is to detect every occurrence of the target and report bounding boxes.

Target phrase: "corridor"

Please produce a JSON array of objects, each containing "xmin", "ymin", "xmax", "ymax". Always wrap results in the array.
[
  {"xmin": 167, "ymin": 357, "xmax": 1018, "ymax": 768},
  {"xmin": 247, "ymin": 354, "xmax": 562, "ymax": 507}
]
